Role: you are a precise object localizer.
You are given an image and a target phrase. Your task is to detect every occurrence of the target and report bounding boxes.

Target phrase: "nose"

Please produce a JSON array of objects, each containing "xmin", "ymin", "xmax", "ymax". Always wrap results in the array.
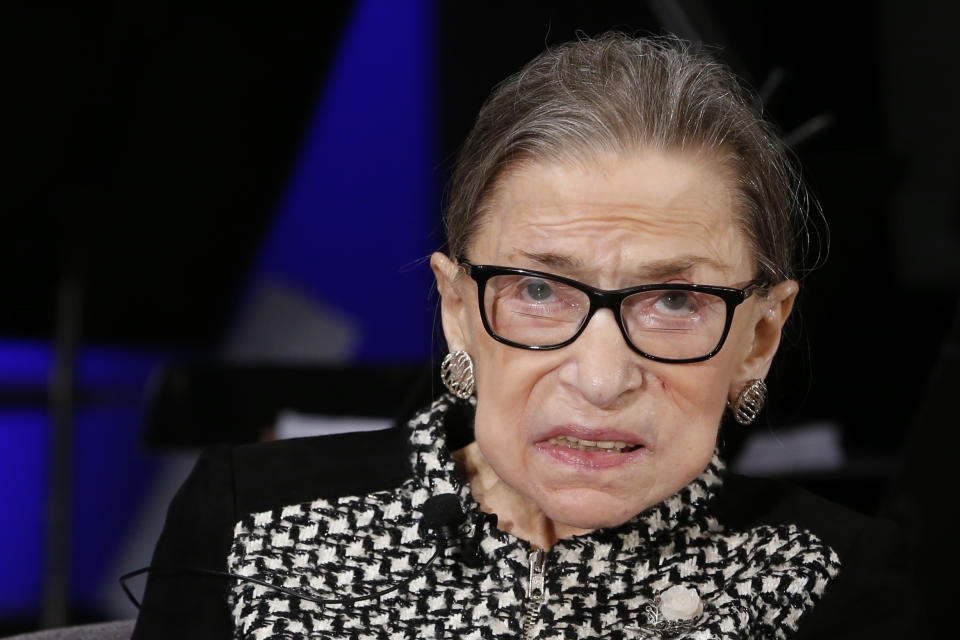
[{"xmin": 557, "ymin": 308, "xmax": 642, "ymax": 409}]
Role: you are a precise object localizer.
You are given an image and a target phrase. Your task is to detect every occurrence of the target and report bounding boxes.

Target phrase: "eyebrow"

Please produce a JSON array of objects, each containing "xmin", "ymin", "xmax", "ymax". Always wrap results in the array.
[
  {"xmin": 631, "ymin": 256, "xmax": 733, "ymax": 281},
  {"xmin": 518, "ymin": 250, "xmax": 583, "ymax": 270},
  {"xmin": 517, "ymin": 250, "xmax": 732, "ymax": 281}
]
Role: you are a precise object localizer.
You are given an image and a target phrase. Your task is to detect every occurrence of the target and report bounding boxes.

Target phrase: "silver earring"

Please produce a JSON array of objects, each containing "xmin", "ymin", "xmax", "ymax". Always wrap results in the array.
[
  {"xmin": 729, "ymin": 379, "xmax": 767, "ymax": 425},
  {"xmin": 441, "ymin": 350, "xmax": 475, "ymax": 399}
]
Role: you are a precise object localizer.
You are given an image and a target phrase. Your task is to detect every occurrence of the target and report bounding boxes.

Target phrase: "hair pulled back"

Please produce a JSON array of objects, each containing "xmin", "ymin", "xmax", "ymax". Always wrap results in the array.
[{"xmin": 444, "ymin": 33, "xmax": 812, "ymax": 283}]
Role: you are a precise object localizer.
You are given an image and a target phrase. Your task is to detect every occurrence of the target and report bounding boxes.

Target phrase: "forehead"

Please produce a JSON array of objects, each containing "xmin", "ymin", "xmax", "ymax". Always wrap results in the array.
[{"xmin": 470, "ymin": 150, "xmax": 752, "ymax": 284}]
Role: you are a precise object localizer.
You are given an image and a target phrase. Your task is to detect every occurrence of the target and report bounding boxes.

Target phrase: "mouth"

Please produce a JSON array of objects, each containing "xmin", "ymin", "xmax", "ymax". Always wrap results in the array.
[
  {"xmin": 546, "ymin": 435, "xmax": 642, "ymax": 454},
  {"xmin": 536, "ymin": 428, "xmax": 648, "ymax": 469}
]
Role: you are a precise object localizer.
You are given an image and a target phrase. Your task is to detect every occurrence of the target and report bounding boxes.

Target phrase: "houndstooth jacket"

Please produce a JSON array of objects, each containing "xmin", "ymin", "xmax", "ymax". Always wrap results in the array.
[{"xmin": 133, "ymin": 395, "xmax": 912, "ymax": 639}]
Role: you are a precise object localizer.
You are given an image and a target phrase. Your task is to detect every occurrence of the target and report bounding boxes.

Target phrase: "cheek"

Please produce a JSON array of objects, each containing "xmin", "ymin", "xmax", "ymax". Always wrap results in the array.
[
  {"xmin": 651, "ymin": 367, "xmax": 727, "ymax": 483},
  {"xmin": 658, "ymin": 313, "xmax": 756, "ymax": 416},
  {"xmin": 652, "ymin": 362, "xmax": 732, "ymax": 423},
  {"xmin": 471, "ymin": 381, "xmax": 531, "ymax": 497},
  {"xmin": 471, "ymin": 346, "xmax": 562, "ymax": 477},
  {"xmin": 468, "ymin": 298, "xmax": 557, "ymax": 407},
  {"xmin": 473, "ymin": 344, "xmax": 557, "ymax": 429}
]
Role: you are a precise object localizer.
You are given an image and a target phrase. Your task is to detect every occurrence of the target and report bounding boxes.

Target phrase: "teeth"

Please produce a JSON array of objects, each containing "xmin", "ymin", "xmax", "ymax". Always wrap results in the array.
[{"xmin": 547, "ymin": 435, "xmax": 638, "ymax": 453}]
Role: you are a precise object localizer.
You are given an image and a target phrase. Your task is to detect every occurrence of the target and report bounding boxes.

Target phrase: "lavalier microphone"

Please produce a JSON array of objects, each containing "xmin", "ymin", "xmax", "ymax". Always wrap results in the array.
[
  {"xmin": 421, "ymin": 493, "xmax": 494, "ymax": 568},
  {"xmin": 421, "ymin": 494, "xmax": 466, "ymax": 542}
]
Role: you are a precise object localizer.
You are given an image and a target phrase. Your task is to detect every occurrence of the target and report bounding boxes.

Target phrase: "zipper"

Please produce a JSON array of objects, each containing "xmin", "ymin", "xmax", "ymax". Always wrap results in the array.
[{"xmin": 521, "ymin": 549, "xmax": 546, "ymax": 638}]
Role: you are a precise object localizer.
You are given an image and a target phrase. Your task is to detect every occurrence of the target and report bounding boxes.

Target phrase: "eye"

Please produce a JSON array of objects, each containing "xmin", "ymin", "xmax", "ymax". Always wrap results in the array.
[
  {"xmin": 654, "ymin": 291, "xmax": 696, "ymax": 315},
  {"xmin": 521, "ymin": 279, "xmax": 556, "ymax": 302}
]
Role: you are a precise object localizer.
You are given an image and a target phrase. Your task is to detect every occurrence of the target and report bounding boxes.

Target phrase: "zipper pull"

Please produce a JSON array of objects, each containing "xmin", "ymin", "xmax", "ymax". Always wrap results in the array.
[{"xmin": 527, "ymin": 549, "xmax": 546, "ymax": 602}]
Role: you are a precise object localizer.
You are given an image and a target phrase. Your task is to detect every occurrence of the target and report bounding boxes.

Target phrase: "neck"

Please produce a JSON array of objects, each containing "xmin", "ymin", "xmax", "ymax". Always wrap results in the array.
[{"xmin": 452, "ymin": 441, "xmax": 591, "ymax": 549}]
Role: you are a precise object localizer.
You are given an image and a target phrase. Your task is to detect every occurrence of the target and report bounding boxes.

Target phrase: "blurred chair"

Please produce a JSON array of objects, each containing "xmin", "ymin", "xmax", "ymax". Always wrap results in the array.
[
  {"xmin": 97, "ymin": 362, "xmax": 444, "ymax": 625},
  {"xmin": 143, "ymin": 362, "xmax": 436, "ymax": 447}
]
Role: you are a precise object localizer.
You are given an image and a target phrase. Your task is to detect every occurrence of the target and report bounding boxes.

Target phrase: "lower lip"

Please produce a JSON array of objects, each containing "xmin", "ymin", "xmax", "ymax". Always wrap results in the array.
[{"xmin": 536, "ymin": 442, "xmax": 647, "ymax": 469}]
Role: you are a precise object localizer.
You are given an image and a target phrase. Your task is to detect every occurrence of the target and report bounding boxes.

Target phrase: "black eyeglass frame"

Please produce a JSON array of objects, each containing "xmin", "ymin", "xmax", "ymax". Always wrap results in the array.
[{"xmin": 458, "ymin": 260, "xmax": 767, "ymax": 364}]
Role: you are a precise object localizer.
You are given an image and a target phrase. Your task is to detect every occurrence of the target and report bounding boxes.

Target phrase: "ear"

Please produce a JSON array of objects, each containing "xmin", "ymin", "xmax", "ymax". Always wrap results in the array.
[
  {"xmin": 430, "ymin": 252, "xmax": 470, "ymax": 352},
  {"xmin": 730, "ymin": 279, "xmax": 799, "ymax": 399}
]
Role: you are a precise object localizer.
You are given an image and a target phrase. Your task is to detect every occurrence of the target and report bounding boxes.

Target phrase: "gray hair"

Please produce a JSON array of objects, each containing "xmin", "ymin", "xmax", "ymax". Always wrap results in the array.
[{"xmin": 444, "ymin": 33, "xmax": 812, "ymax": 283}]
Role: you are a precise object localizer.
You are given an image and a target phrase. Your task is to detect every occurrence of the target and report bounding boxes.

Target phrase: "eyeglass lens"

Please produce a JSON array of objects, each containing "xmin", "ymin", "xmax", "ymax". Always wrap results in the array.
[{"xmin": 484, "ymin": 273, "xmax": 729, "ymax": 360}]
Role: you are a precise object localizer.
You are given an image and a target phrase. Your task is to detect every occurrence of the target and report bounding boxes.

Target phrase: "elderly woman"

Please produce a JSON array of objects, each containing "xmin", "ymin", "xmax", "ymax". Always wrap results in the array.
[{"xmin": 132, "ymin": 35, "xmax": 910, "ymax": 639}]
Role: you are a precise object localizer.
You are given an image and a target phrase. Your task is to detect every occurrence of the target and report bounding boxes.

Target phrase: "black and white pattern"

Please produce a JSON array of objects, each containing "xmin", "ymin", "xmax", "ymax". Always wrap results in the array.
[{"xmin": 226, "ymin": 396, "xmax": 840, "ymax": 639}]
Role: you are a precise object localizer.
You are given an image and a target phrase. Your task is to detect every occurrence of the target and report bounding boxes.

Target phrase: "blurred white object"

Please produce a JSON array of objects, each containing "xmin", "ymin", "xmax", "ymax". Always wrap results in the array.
[
  {"xmin": 275, "ymin": 411, "xmax": 393, "ymax": 439},
  {"xmin": 733, "ymin": 422, "xmax": 845, "ymax": 475},
  {"xmin": 223, "ymin": 277, "xmax": 358, "ymax": 363}
]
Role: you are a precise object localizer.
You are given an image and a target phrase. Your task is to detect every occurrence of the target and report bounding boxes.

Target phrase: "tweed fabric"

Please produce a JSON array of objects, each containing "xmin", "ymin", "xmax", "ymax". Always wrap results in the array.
[{"xmin": 226, "ymin": 395, "xmax": 840, "ymax": 639}]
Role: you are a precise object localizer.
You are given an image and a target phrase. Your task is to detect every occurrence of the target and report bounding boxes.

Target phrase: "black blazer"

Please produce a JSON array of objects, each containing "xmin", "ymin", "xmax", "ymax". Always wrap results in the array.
[{"xmin": 131, "ymin": 425, "xmax": 920, "ymax": 639}]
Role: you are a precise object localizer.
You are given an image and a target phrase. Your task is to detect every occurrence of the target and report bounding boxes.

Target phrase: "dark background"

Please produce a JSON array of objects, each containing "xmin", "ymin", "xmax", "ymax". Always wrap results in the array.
[{"xmin": 2, "ymin": 0, "xmax": 957, "ymax": 633}]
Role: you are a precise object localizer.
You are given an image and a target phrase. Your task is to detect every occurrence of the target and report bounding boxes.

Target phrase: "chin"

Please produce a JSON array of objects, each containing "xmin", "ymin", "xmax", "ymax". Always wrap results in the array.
[{"xmin": 540, "ymin": 491, "xmax": 644, "ymax": 532}]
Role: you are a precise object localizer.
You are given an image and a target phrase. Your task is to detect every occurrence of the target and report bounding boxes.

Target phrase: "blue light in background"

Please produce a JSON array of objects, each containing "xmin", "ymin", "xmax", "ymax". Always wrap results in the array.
[
  {"xmin": 0, "ymin": 339, "xmax": 50, "ymax": 387},
  {"xmin": 0, "ymin": 339, "xmax": 163, "ymax": 393},
  {"xmin": 251, "ymin": 0, "xmax": 438, "ymax": 361},
  {"xmin": 0, "ymin": 340, "xmax": 163, "ymax": 614},
  {"xmin": 0, "ymin": 409, "xmax": 48, "ymax": 614},
  {"xmin": 70, "ymin": 406, "xmax": 159, "ymax": 609},
  {"xmin": 1, "ymin": 0, "xmax": 438, "ymax": 617}
]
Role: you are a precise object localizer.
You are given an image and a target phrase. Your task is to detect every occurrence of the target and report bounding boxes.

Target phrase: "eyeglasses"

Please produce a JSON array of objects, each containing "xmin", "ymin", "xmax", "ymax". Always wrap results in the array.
[{"xmin": 458, "ymin": 260, "xmax": 766, "ymax": 364}]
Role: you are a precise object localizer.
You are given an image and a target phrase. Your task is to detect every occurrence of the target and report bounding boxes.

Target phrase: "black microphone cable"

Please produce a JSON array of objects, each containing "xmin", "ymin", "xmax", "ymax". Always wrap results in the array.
[
  {"xmin": 119, "ymin": 548, "xmax": 445, "ymax": 610},
  {"xmin": 120, "ymin": 494, "xmax": 468, "ymax": 610}
]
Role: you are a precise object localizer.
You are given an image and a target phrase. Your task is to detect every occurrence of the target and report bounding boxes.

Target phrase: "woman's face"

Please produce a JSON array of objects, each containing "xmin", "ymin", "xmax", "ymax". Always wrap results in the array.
[{"xmin": 433, "ymin": 150, "xmax": 797, "ymax": 531}]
